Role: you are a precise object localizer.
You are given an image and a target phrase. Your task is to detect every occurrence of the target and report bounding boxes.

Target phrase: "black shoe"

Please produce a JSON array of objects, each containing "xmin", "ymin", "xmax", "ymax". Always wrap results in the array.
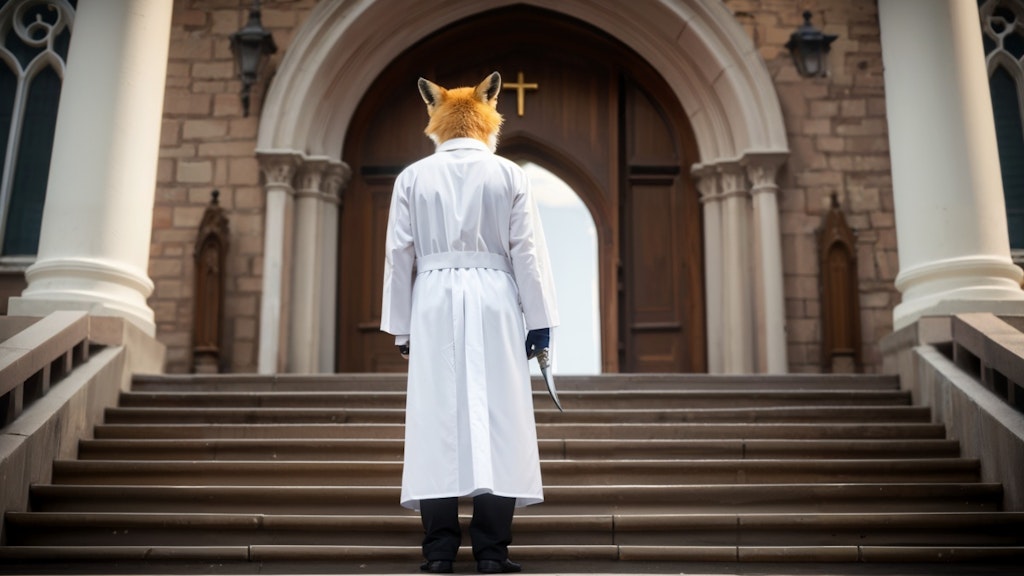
[
  {"xmin": 477, "ymin": 559, "xmax": 521, "ymax": 573},
  {"xmin": 420, "ymin": 560, "xmax": 454, "ymax": 573}
]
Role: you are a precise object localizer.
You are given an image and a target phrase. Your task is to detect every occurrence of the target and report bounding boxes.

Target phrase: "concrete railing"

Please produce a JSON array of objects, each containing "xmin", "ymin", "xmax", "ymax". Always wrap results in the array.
[
  {"xmin": 0, "ymin": 311, "xmax": 91, "ymax": 427},
  {"xmin": 950, "ymin": 313, "xmax": 1024, "ymax": 413},
  {"xmin": 881, "ymin": 314, "xmax": 1024, "ymax": 510},
  {"xmin": 0, "ymin": 313, "xmax": 166, "ymax": 543}
]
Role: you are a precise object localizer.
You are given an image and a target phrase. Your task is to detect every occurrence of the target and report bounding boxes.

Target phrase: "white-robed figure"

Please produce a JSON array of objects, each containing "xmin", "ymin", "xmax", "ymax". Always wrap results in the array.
[{"xmin": 381, "ymin": 72, "xmax": 559, "ymax": 575}]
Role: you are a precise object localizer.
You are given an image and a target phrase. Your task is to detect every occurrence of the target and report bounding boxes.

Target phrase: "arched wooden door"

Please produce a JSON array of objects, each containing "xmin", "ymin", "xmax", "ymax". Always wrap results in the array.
[{"xmin": 337, "ymin": 6, "xmax": 704, "ymax": 373}]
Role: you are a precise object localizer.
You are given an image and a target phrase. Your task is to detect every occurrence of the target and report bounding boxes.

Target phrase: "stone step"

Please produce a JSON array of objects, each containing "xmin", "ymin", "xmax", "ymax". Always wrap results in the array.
[
  {"xmin": 92, "ymin": 421, "xmax": 949, "ymax": 440},
  {"xmin": 129, "ymin": 373, "xmax": 901, "ymax": 393},
  {"xmin": 1, "ymin": 543, "xmax": 1021, "ymax": 567},
  {"xmin": 49, "ymin": 458, "xmax": 981, "ymax": 486},
  {"xmin": 76, "ymin": 438, "xmax": 962, "ymax": 461},
  {"xmin": 101, "ymin": 405, "xmax": 932, "ymax": 425},
  {"xmin": 29, "ymin": 483, "xmax": 1004, "ymax": 515},
  {"xmin": 116, "ymin": 389, "xmax": 912, "ymax": 409},
  {"xmin": 10, "ymin": 369, "xmax": 1019, "ymax": 570},
  {"xmin": 6, "ymin": 511, "xmax": 1024, "ymax": 547}
]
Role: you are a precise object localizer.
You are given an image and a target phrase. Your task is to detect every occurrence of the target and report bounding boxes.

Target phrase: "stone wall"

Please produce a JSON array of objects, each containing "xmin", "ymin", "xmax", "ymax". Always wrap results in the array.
[
  {"xmin": 725, "ymin": 0, "xmax": 898, "ymax": 372},
  {"xmin": 153, "ymin": 0, "xmax": 315, "ymax": 373},
  {"xmin": 149, "ymin": 0, "xmax": 898, "ymax": 374}
]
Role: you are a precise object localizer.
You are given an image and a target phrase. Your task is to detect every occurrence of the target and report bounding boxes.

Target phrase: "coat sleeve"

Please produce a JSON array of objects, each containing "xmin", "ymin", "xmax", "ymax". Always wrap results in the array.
[
  {"xmin": 380, "ymin": 172, "xmax": 415, "ymax": 339},
  {"xmin": 508, "ymin": 166, "xmax": 560, "ymax": 330}
]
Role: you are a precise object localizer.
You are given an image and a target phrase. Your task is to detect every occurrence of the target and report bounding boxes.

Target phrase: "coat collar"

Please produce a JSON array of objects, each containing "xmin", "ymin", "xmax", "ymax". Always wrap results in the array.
[{"xmin": 437, "ymin": 138, "xmax": 490, "ymax": 152}]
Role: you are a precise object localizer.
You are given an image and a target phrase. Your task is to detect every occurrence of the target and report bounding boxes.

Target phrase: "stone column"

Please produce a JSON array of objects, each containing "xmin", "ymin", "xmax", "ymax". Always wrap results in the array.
[
  {"xmin": 256, "ymin": 152, "xmax": 300, "ymax": 374},
  {"xmin": 694, "ymin": 166, "xmax": 724, "ymax": 373},
  {"xmin": 318, "ymin": 162, "xmax": 350, "ymax": 373},
  {"xmin": 8, "ymin": 0, "xmax": 173, "ymax": 335},
  {"xmin": 744, "ymin": 153, "xmax": 789, "ymax": 373},
  {"xmin": 718, "ymin": 162, "xmax": 755, "ymax": 373},
  {"xmin": 879, "ymin": 0, "xmax": 1024, "ymax": 330},
  {"xmin": 288, "ymin": 158, "xmax": 329, "ymax": 373}
]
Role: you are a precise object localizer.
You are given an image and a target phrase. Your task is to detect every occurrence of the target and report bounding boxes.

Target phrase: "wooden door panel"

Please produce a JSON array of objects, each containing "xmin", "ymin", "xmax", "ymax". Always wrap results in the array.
[
  {"xmin": 628, "ymin": 180, "xmax": 680, "ymax": 322},
  {"xmin": 623, "ymin": 174, "xmax": 691, "ymax": 372},
  {"xmin": 632, "ymin": 330, "xmax": 681, "ymax": 372},
  {"xmin": 339, "ymin": 176, "xmax": 409, "ymax": 373},
  {"xmin": 628, "ymin": 87, "xmax": 677, "ymax": 165},
  {"xmin": 620, "ymin": 78, "xmax": 704, "ymax": 373}
]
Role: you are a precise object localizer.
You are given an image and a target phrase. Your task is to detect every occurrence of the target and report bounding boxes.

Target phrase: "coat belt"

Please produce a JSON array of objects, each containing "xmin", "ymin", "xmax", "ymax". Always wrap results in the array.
[{"xmin": 417, "ymin": 252, "xmax": 512, "ymax": 274}]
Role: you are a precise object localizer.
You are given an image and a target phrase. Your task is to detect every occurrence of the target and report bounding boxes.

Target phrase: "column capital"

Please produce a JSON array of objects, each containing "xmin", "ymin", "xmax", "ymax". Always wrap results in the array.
[
  {"xmin": 692, "ymin": 159, "xmax": 748, "ymax": 200},
  {"xmin": 285, "ymin": 157, "xmax": 351, "ymax": 205},
  {"xmin": 256, "ymin": 150, "xmax": 302, "ymax": 189},
  {"xmin": 692, "ymin": 168, "xmax": 720, "ymax": 204},
  {"xmin": 323, "ymin": 161, "xmax": 352, "ymax": 206},
  {"xmin": 741, "ymin": 151, "xmax": 788, "ymax": 195},
  {"xmin": 716, "ymin": 161, "xmax": 748, "ymax": 199},
  {"xmin": 295, "ymin": 157, "xmax": 332, "ymax": 199}
]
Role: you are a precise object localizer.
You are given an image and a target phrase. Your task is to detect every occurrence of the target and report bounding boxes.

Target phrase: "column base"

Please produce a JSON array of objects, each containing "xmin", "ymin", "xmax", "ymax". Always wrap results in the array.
[
  {"xmin": 894, "ymin": 255, "xmax": 1024, "ymax": 330},
  {"xmin": 10, "ymin": 257, "xmax": 156, "ymax": 336},
  {"xmin": 894, "ymin": 294, "xmax": 1024, "ymax": 331}
]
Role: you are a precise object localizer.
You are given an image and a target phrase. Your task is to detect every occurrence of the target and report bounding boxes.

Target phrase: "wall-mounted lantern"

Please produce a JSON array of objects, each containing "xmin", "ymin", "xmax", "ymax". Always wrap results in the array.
[
  {"xmin": 785, "ymin": 11, "xmax": 837, "ymax": 78},
  {"xmin": 229, "ymin": 0, "xmax": 277, "ymax": 117}
]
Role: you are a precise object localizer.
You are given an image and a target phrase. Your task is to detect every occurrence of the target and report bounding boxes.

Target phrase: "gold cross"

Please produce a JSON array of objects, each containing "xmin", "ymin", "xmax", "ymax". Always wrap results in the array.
[{"xmin": 502, "ymin": 71, "xmax": 538, "ymax": 117}]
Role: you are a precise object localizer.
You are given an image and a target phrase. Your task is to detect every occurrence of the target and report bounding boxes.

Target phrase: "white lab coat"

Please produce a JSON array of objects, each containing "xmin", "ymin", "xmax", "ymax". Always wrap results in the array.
[{"xmin": 381, "ymin": 137, "xmax": 559, "ymax": 511}]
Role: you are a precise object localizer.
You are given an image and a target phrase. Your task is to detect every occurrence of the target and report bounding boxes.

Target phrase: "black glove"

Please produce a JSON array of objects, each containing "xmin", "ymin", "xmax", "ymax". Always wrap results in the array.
[
  {"xmin": 525, "ymin": 328, "xmax": 550, "ymax": 359},
  {"xmin": 397, "ymin": 343, "xmax": 409, "ymax": 359}
]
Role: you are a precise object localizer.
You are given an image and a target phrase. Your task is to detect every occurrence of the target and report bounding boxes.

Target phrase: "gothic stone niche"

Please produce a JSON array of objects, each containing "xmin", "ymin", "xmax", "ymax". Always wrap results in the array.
[
  {"xmin": 193, "ymin": 190, "xmax": 230, "ymax": 373},
  {"xmin": 818, "ymin": 194, "xmax": 862, "ymax": 373}
]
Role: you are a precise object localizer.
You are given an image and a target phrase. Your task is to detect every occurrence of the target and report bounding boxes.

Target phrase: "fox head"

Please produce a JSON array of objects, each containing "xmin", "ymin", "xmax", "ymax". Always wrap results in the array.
[{"xmin": 418, "ymin": 72, "xmax": 503, "ymax": 152}]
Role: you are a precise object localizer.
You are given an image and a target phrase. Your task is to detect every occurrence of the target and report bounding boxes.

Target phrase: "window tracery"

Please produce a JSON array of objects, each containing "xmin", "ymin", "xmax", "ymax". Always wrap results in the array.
[
  {"xmin": 0, "ymin": 0, "xmax": 74, "ymax": 260},
  {"xmin": 980, "ymin": 0, "xmax": 1024, "ymax": 259}
]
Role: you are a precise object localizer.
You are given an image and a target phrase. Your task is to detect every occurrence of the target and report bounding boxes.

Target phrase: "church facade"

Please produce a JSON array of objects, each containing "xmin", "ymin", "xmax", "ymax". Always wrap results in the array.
[{"xmin": 3, "ymin": 0, "xmax": 1023, "ymax": 375}]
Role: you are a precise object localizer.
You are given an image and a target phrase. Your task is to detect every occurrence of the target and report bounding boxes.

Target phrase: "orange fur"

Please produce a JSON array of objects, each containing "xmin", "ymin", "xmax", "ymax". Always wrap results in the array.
[{"xmin": 419, "ymin": 73, "xmax": 503, "ymax": 150}]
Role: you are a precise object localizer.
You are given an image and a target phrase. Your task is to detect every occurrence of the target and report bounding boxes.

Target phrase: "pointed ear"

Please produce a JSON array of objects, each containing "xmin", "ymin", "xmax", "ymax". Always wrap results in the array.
[
  {"xmin": 476, "ymin": 72, "xmax": 501, "ymax": 104},
  {"xmin": 418, "ymin": 77, "xmax": 444, "ymax": 108}
]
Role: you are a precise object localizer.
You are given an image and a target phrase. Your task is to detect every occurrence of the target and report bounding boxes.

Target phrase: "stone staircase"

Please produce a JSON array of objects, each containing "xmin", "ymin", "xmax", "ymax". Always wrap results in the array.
[{"xmin": 2, "ymin": 373, "xmax": 1023, "ymax": 572}]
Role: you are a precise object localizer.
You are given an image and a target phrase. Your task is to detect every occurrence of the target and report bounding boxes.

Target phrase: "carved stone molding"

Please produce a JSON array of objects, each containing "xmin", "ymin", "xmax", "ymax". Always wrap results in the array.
[
  {"xmin": 691, "ymin": 165, "xmax": 721, "ymax": 204},
  {"xmin": 323, "ymin": 161, "xmax": 352, "ymax": 206},
  {"xmin": 295, "ymin": 157, "xmax": 330, "ymax": 200},
  {"xmin": 256, "ymin": 152, "xmax": 302, "ymax": 190},
  {"xmin": 741, "ymin": 152, "xmax": 788, "ymax": 196},
  {"xmin": 717, "ymin": 162, "xmax": 748, "ymax": 200}
]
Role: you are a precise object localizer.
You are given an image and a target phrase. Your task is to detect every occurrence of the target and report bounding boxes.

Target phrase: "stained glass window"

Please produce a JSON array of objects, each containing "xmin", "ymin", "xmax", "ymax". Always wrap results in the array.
[
  {"xmin": 0, "ymin": 0, "xmax": 75, "ymax": 258},
  {"xmin": 981, "ymin": 0, "xmax": 1024, "ymax": 254}
]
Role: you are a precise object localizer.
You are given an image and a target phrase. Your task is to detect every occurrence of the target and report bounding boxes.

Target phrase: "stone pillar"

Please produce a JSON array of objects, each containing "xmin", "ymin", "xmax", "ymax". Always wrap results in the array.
[
  {"xmin": 718, "ymin": 162, "xmax": 755, "ymax": 373},
  {"xmin": 694, "ymin": 166, "xmax": 724, "ymax": 373},
  {"xmin": 318, "ymin": 162, "xmax": 350, "ymax": 373},
  {"xmin": 289, "ymin": 158, "xmax": 329, "ymax": 373},
  {"xmin": 744, "ymin": 153, "xmax": 789, "ymax": 373},
  {"xmin": 8, "ymin": 0, "xmax": 173, "ymax": 335},
  {"xmin": 880, "ymin": 0, "xmax": 1024, "ymax": 330},
  {"xmin": 256, "ymin": 152, "xmax": 300, "ymax": 374}
]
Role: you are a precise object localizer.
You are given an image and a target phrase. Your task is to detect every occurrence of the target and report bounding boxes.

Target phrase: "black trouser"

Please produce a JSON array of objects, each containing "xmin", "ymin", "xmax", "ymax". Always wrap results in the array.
[{"xmin": 420, "ymin": 494, "xmax": 516, "ymax": 562}]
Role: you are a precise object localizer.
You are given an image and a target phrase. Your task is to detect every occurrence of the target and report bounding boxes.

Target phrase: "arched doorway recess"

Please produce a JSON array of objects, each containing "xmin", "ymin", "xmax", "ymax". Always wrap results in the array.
[
  {"xmin": 338, "ymin": 6, "xmax": 704, "ymax": 373},
  {"xmin": 255, "ymin": 0, "xmax": 790, "ymax": 375}
]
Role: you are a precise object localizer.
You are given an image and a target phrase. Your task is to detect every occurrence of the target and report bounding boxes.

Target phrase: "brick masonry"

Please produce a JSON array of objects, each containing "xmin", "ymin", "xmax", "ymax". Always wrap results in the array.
[
  {"xmin": 725, "ymin": 0, "xmax": 898, "ymax": 373},
  {"xmin": 153, "ymin": 0, "xmax": 316, "ymax": 373},
  {"xmin": 152, "ymin": 0, "xmax": 897, "ymax": 374}
]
